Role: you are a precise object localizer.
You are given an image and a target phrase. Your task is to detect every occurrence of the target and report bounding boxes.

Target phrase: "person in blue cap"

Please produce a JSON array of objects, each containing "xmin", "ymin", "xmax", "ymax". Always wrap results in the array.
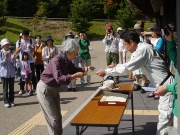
[{"xmin": 42, "ymin": 36, "xmax": 58, "ymax": 68}]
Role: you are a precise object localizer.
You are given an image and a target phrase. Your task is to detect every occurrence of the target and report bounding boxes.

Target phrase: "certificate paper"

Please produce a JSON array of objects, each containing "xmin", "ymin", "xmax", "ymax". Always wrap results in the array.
[
  {"xmin": 100, "ymin": 92, "xmax": 128, "ymax": 102},
  {"xmin": 142, "ymin": 87, "xmax": 155, "ymax": 92},
  {"xmin": 86, "ymin": 69, "xmax": 99, "ymax": 75}
]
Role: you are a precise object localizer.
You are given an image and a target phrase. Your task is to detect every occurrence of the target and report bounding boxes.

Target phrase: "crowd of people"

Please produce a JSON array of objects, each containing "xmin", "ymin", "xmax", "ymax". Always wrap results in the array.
[
  {"xmin": 0, "ymin": 29, "xmax": 92, "ymax": 106},
  {"xmin": 0, "ymin": 23, "xmax": 178, "ymax": 135}
]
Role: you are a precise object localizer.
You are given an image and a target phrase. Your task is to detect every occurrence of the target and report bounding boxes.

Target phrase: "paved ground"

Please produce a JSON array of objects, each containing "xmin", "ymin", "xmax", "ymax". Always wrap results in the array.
[{"xmin": 0, "ymin": 41, "xmax": 159, "ymax": 135}]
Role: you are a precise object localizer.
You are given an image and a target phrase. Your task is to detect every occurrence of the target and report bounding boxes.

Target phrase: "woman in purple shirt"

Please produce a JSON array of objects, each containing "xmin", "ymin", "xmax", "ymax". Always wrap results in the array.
[
  {"xmin": 36, "ymin": 39, "xmax": 94, "ymax": 135},
  {"xmin": 0, "ymin": 38, "xmax": 16, "ymax": 108}
]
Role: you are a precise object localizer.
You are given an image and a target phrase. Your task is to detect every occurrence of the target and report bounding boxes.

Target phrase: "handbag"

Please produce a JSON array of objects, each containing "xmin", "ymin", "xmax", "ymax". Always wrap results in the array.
[
  {"xmin": 24, "ymin": 68, "xmax": 29, "ymax": 78},
  {"xmin": 23, "ymin": 61, "xmax": 30, "ymax": 79}
]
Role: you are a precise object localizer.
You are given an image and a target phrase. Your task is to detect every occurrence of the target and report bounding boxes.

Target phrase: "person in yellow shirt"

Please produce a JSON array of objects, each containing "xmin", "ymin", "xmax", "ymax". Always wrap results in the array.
[{"xmin": 34, "ymin": 35, "xmax": 46, "ymax": 82}]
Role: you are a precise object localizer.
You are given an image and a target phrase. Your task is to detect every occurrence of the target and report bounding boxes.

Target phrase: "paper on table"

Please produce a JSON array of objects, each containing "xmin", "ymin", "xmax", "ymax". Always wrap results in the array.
[
  {"xmin": 100, "ymin": 91, "xmax": 128, "ymax": 102},
  {"xmin": 142, "ymin": 87, "xmax": 155, "ymax": 92}
]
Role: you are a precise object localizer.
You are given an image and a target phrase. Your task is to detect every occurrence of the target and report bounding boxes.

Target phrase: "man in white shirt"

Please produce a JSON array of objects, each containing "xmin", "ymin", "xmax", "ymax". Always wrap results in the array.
[
  {"xmin": 103, "ymin": 24, "xmax": 119, "ymax": 83},
  {"xmin": 16, "ymin": 30, "xmax": 36, "ymax": 95},
  {"xmin": 133, "ymin": 24, "xmax": 149, "ymax": 87},
  {"xmin": 97, "ymin": 30, "xmax": 174, "ymax": 135}
]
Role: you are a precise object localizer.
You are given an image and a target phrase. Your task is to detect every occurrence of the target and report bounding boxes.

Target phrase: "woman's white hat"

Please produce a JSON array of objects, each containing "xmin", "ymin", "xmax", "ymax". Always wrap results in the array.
[
  {"xmin": 117, "ymin": 27, "xmax": 123, "ymax": 32},
  {"xmin": 133, "ymin": 24, "xmax": 142, "ymax": 30},
  {"xmin": 0, "ymin": 38, "xmax": 11, "ymax": 47}
]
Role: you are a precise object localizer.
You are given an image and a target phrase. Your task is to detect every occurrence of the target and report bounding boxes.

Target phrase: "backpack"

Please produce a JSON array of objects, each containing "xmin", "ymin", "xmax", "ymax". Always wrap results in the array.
[{"xmin": 0, "ymin": 50, "xmax": 2, "ymax": 60}]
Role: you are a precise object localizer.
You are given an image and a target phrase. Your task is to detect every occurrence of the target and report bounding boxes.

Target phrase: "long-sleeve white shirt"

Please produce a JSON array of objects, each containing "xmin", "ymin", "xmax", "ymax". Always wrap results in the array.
[
  {"xmin": 105, "ymin": 42, "xmax": 171, "ymax": 87},
  {"xmin": 102, "ymin": 33, "xmax": 119, "ymax": 54},
  {"xmin": 42, "ymin": 46, "xmax": 59, "ymax": 68}
]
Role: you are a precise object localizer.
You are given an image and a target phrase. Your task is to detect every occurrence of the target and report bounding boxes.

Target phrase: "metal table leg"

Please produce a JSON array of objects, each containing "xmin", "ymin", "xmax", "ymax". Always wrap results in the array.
[
  {"xmin": 108, "ymin": 127, "xmax": 110, "ymax": 131},
  {"xmin": 131, "ymin": 91, "xmax": 135, "ymax": 132},
  {"xmin": 113, "ymin": 126, "xmax": 118, "ymax": 135},
  {"xmin": 76, "ymin": 126, "xmax": 79, "ymax": 135}
]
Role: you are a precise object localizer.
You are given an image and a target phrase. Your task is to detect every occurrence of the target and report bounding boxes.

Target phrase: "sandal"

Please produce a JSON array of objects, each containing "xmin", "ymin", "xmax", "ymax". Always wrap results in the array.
[
  {"xmin": 141, "ymin": 88, "xmax": 146, "ymax": 94},
  {"xmin": 154, "ymin": 95, "xmax": 160, "ymax": 100},
  {"xmin": 146, "ymin": 92, "xmax": 155, "ymax": 98}
]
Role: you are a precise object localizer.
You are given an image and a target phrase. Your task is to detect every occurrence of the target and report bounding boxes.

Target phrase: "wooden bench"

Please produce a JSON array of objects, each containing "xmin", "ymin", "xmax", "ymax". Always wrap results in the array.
[{"xmin": 71, "ymin": 83, "xmax": 135, "ymax": 135}]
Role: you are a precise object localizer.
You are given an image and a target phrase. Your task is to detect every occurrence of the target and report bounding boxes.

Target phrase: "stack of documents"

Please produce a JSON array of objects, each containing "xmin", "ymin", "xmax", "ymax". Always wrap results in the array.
[{"xmin": 100, "ymin": 92, "xmax": 128, "ymax": 102}]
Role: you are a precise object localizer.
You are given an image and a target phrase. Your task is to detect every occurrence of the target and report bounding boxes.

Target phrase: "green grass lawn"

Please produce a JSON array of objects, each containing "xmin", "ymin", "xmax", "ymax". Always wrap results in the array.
[
  {"xmin": 1, "ymin": 18, "xmax": 154, "ymax": 47},
  {"xmin": 87, "ymin": 21, "xmax": 117, "ymax": 41},
  {"xmin": 3, "ymin": 18, "xmax": 32, "ymax": 46}
]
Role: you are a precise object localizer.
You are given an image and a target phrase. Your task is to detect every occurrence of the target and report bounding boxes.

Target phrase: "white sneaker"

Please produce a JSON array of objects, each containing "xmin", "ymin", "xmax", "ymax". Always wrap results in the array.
[
  {"xmin": 33, "ymin": 89, "xmax": 36, "ymax": 94},
  {"xmin": 28, "ymin": 92, "xmax": 33, "ymax": 96},
  {"xmin": 18, "ymin": 90, "xmax": 25, "ymax": 95},
  {"xmin": 87, "ymin": 82, "xmax": 91, "ymax": 85},
  {"xmin": 5, "ymin": 103, "xmax": 10, "ymax": 108},
  {"xmin": 10, "ymin": 102, "xmax": 15, "ymax": 107},
  {"xmin": 18, "ymin": 90, "xmax": 23, "ymax": 95},
  {"xmin": 25, "ymin": 92, "xmax": 29, "ymax": 96}
]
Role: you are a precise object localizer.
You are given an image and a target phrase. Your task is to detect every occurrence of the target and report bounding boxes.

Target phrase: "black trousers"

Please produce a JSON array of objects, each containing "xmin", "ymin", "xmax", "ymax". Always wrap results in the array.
[
  {"xmin": 20, "ymin": 63, "xmax": 37, "ymax": 90},
  {"xmin": 1, "ymin": 77, "xmax": 15, "ymax": 104},
  {"xmin": 35, "ymin": 64, "xmax": 44, "ymax": 82}
]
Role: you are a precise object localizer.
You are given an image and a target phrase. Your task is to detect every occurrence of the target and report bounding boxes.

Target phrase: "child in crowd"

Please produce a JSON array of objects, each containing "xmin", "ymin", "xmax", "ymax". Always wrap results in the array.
[
  {"xmin": 15, "ymin": 55, "xmax": 21, "ymax": 79},
  {"xmin": 17, "ymin": 52, "xmax": 33, "ymax": 96},
  {"xmin": 0, "ymin": 38, "xmax": 16, "ymax": 108}
]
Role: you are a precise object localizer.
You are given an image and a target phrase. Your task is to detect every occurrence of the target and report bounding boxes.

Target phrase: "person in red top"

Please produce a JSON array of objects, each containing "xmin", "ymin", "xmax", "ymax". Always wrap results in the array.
[{"xmin": 36, "ymin": 39, "xmax": 94, "ymax": 135}]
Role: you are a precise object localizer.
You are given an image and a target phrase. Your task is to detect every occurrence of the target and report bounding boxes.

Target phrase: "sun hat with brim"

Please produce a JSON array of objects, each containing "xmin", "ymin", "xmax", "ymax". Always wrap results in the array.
[
  {"xmin": 65, "ymin": 31, "xmax": 74, "ymax": 38},
  {"xmin": 0, "ymin": 38, "xmax": 11, "ymax": 47},
  {"xmin": 45, "ymin": 36, "xmax": 54, "ymax": 43},
  {"xmin": 99, "ymin": 80, "xmax": 115, "ymax": 90},
  {"xmin": 133, "ymin": 24, "xmax": 142, "ymax": 30},
  {"xmin": 99, "ymin": 80, "xmax": 120, "ymax": 90},
  {"xmin": 117, "ymin": 27, "xmax": 123, "ymax": 32},
  {"xmin": 148, "ymin": 24, "xmax": 160, "ymax": 32}
]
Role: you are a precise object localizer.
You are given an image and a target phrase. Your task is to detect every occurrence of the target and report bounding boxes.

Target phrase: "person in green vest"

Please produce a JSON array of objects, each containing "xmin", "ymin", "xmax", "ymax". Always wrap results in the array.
[
  {"xmin": 78, "ymin": 31, "xmax": 91, "ymax": 85},
  {"xmin": 154, "ymin": 27, "xmax": 178, "ymax": 130}
]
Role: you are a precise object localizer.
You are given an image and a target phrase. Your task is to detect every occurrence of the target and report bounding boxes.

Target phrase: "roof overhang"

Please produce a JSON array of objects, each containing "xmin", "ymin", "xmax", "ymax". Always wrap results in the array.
[{"xmin": 127, "ymin": 0, "xmax": 163, "ymax": 19}]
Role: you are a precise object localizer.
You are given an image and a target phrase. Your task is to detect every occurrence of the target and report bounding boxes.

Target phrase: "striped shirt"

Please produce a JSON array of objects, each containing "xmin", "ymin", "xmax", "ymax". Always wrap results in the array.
[{"xmin": 0, "ymin": 49, "xmax": 16, "ymax": 78}]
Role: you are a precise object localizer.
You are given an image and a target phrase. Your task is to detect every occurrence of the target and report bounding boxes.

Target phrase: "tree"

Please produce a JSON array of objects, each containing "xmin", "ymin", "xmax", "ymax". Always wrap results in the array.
[
  {"xmin": 34, "ymin": 0, "xmax": 73, "ymax": 18},
  {"xmin": 104, "ymin": 0, "xmax": 118, "ymax": 20},
  {"xmin": 7, "ymin": 0, "xmax": 37, "ymax": 17},
  {"xmin": 0, "ymin": 0, "xmax": 7, "ymax": 38},
  {"xmin": 69, "ymin": 0, "xmax": 93, "ymax": 32},
  {"xmin": 115, "ymin": 0, "xmax": 137, "ymax": 30},
  {"xmin": 34, "ymin": 1, "xmax": 49, "ymax": 17}
]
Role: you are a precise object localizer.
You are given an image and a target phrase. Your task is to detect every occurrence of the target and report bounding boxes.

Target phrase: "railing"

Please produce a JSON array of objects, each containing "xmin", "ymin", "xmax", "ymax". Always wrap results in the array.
[{"xmin": 6, "ymin": 16, "xmax": 118, "ymax": 22}]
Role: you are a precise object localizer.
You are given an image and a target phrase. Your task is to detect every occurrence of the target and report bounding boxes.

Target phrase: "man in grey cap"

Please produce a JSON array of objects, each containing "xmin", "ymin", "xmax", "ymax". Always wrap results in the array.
[
  {"xmin": 64, "ymin": 31, "xmax": 74, "ymax": 40},
  {"xmin": 133, "ymin": 24, "xmax": 149, "ymax": 87}
]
